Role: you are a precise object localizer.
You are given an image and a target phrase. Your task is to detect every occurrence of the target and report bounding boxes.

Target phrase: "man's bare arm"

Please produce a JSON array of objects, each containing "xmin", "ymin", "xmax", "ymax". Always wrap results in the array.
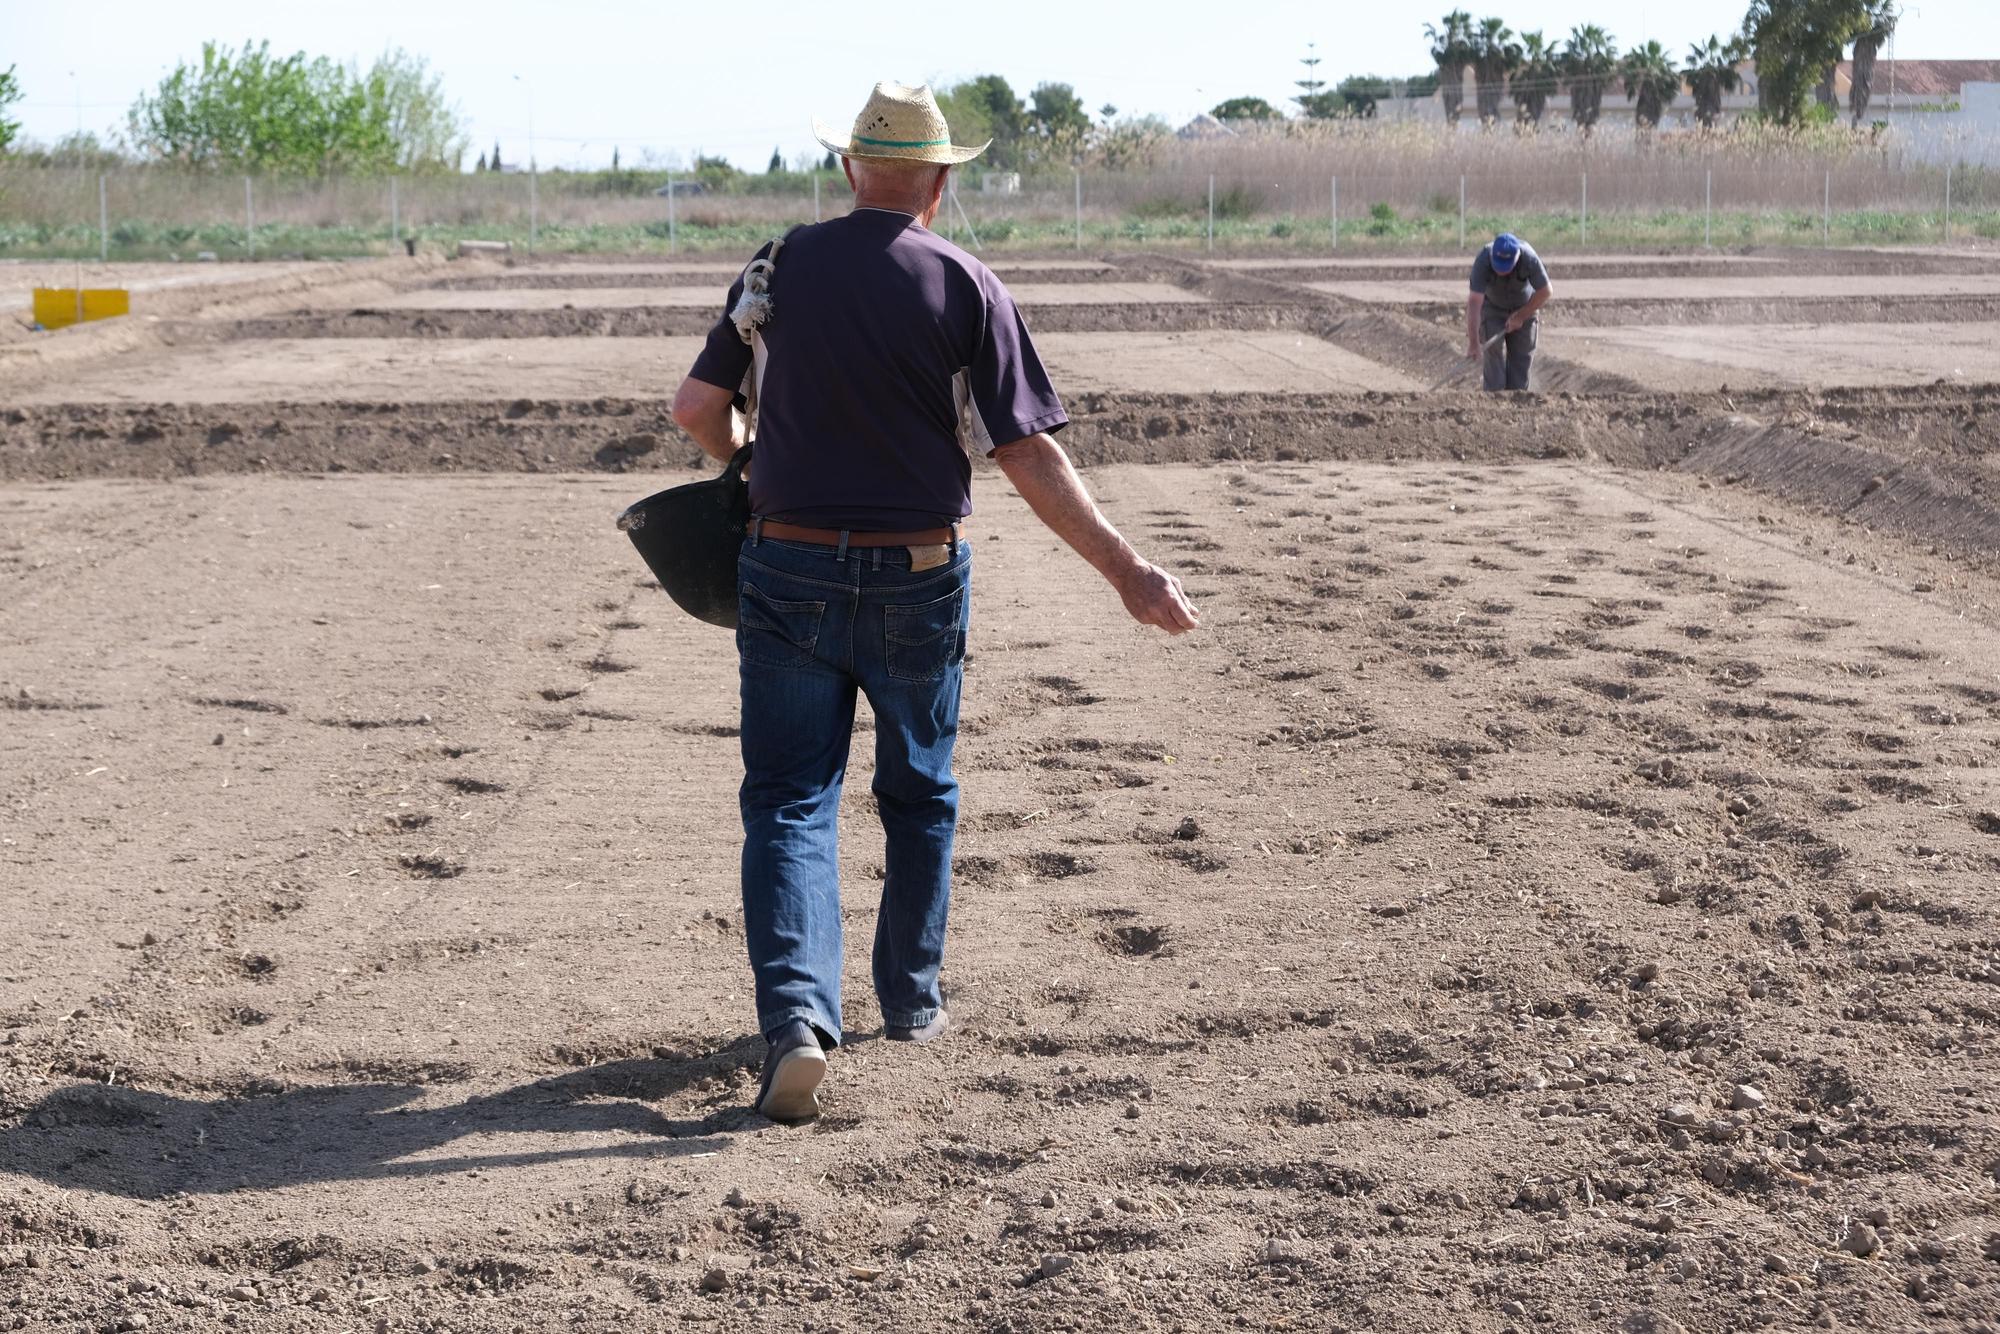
[
  {"xmin": 670, "ymin": 377, "xmax": 746, "ymax": 464},
  {"xmin": 1507, "ymin": 283, "xmax": 1551, "ymax": 330},
  {"xmin": 991, "ymin": 433, "xmax": 1198, "ymax": 635},
  {"xmin": 1465, "ymin": 291, "xmax": 1485, "ymax": 359}
]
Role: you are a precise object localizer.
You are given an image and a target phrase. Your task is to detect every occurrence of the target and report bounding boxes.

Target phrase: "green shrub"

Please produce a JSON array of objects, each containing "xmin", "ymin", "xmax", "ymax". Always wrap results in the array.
[{"xmin": 1211, "ymin": 185, "xmax": 1257, "ymax": 220}]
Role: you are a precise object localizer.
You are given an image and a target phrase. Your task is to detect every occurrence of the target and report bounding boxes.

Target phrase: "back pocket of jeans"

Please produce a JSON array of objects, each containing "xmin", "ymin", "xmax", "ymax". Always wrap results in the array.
[
  {"xmin": 738, "ymin": 584, "xmax": 825, "ymax": 668},
  {"xmin": 884, "ymin": 588, "xmax": 964, "ymax": 683}
]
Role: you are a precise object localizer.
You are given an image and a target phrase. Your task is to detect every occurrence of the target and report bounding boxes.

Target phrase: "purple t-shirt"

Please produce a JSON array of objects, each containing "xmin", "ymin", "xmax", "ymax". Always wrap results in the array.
[{"xmin": 687, "ymin": 208, "xmax": 1067, "ymax": 531}]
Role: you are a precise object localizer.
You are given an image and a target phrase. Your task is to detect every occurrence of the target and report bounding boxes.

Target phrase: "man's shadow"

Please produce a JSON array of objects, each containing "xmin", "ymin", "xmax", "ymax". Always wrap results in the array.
[{"xmin": 3, "ymin": 1038, "xmax": 767, "ymax": 1201}]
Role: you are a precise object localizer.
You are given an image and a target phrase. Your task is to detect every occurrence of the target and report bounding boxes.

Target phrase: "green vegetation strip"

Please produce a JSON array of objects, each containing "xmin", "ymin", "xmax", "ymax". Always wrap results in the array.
[{"xmin": 2, "ymin": 209, "xmax": 1997, "ymax": 263}]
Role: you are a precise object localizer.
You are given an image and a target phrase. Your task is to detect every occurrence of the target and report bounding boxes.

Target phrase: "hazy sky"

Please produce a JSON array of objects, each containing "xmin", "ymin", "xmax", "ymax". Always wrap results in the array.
[{"xmin": 11, "ymin": 1, "xmax": 1999, "ymax": 170}]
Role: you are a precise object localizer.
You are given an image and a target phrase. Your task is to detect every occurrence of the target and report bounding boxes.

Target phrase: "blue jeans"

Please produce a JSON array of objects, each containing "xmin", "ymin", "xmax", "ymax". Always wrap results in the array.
[{"xmin": 735, "ymin": 535, "xmax": 971, "ymax": 1047}]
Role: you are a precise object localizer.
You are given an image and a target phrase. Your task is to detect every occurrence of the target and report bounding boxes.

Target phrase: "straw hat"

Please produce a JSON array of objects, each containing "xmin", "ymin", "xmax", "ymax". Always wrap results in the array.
[{"xmin": 813, "ymin": 81, "xmax": 990, "ymax": 165}]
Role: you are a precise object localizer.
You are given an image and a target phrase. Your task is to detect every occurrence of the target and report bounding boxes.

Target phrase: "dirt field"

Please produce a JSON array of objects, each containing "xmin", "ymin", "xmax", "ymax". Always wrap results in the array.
[
  {"xmin": 4, "ymin": 246, "xmax": 2000, "ymax": 1334},
  {"xmin": 379, "ymin": 283, "xmax": 1203, "ymax": 311},
  {"xmin": 0, "ymin": 260, "xmax": 323, "ymax": 313},
  {"xmin": 1545, "ymin": 322, "xmax": 2000, "ymax": 392},
  {"xmin": 1325, "ymin": 274, "xmax": 2000, "ymax": 304}
]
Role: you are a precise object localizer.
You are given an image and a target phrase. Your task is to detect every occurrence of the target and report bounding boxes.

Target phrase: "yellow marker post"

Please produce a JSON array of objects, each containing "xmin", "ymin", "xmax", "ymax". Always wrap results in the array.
[{"xmin": 32, "ymin": 287, "xmax": 129, "ymax": 330}]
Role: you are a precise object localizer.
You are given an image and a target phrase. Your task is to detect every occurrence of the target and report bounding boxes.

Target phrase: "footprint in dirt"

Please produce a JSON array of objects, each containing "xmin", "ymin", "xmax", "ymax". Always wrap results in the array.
[
  {"xmin": 1024, "ymin": 850, "xmax": 1097, "ymax": 880},
  {"xmin": 441, "ymin": 776, "xmax": 505, "ymax": 795},
  {"xmin": 1098, "ymin": 921, "xmax": 1170, "ymax": 958},
  {"xmin": 1151, "ymin": 845, "xmax": 1228, "ymax": 874},
  {"xmin": 1031, "ymin": 675, "xmax": 1103, "ymax": 707},
  {"xmin": 195, "ymin": 695, "xmax": 288, "ymax": 716}
]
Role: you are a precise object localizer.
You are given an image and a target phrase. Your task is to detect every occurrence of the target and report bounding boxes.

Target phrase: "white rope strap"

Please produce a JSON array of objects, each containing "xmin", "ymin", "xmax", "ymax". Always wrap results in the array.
[{"xmin": 730, "ymin": 235, "xmax": 786, "ymax": 346}]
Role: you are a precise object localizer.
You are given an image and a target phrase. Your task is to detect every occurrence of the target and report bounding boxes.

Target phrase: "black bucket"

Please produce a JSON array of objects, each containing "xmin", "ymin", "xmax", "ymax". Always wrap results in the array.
[{"xmin": 615, "ymin": 446, "xmax": 750, "ymax": 629}]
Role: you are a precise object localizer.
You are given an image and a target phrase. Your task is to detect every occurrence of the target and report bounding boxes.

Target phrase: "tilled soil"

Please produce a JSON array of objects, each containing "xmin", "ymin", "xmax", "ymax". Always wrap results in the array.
[
  {"xmin": 4, "ymin": 247, "xmax": 2000, "ymax": 1333},
  {"xmin": 201, "ymin": 302, "xmax": 1310, "ymax": 341},
  {"xmin": 3, "ymin": 465, "xmax": 1999, "ymax": 1334}
]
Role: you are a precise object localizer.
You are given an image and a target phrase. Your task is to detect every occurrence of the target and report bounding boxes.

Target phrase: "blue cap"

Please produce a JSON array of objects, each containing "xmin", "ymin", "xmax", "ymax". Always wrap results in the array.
[{"xmin": 1490, "ymin": 233, "xmax": 1522, "ymax": 274}]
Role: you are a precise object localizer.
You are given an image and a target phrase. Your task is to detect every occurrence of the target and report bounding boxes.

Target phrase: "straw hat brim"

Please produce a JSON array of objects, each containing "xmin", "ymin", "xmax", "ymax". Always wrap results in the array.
[{"xmin": 812, "ymin": 117, "xmax": 989, "ymax": 165}]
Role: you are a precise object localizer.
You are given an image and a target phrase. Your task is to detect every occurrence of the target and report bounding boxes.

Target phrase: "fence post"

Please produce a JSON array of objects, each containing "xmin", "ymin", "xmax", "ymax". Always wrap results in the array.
[
  {"xmin": 528, "ymin": 165, "xmax": 538, "ymax": 255},
  {"xmin": 1704, "ymin": 169, "xmax": 1712, "ymax": 248},
  {"xmin": 98, "ymin": 174, "xmax": 108, "ymax": 263},
  {"xmin": 245, "ymin": 177, "xmax": 255, "ymax": 259},
  {"xmin": 1458, "ymin": 174, "xmax": 1466, "ymax": 250},
  {"xmin": 1207, "ymin": 174, "xmax": 1215, "ymax": 253},
  {"xmin": 1074, "ymin": 168, "xmax": 1083, "ymax": 250},
  {"xmin": 391, "ymin": 178, "xmax": 400, "ymax": 245},
  {"xmin": 1331, "ymin": 174, "xmax": 1338, "ymax": 251},
  {"xmin": 1580, "ymin": 172, "xmax": 1587, "ymax": 246},
  {"xmin": 1823, "ymin": 170, "xmax": 1831, "ymax": 247},
  {"xmin": 667, "ymin": 174, "xmax": 677, "ymax": 254},
  {"xmin": 1944, "ymin": 163, "xmax": 1952, "ymax": 244},
  {"xmin": 813, "ymin": 174, "xmax": 821, "ymax": 223}
]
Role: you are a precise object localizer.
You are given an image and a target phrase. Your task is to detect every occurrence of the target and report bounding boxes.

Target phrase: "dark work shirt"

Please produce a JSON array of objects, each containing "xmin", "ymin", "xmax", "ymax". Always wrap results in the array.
[
  {"xmin": 1468, "ymin": 240, "xmax": 1550, "ymax": 312},
  {"xmin": 687, "ymin": 208, "xmax": 1068, "ymax": 531}
]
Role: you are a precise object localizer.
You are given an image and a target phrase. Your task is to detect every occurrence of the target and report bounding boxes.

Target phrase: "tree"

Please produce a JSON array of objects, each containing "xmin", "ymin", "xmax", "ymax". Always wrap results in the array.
[
  {"xmin": 0, "ymin": 65, "xmax": 20, "ymax": 153},
  {"xmin": 767, "ymin": 145, "xmax": 783, "ymax": 173},
  {"xmin": 475, "ymin": 151, "xmax": 487, "ymax": 172},
  {"xmin": 937, "ymin": 74, "xmax": 1026, "ymax": 167},
  {"xmin": 1424, "ymin": 12, "xmax": 1475, "ymax": 125},
  {"xmin": 1029, "ymin": 82, "xmax": 1090, "ymax": 163},
  {"xmin": 1296, "ymin": 89, "xmax": 1345, "ymax": 118},
  {"xmin": 1098, "ymin": 102, "xmax": 1118, "ymax": 124},
  {"xmin": 1683, "ymin": 34, "xmax": 1747, "ymax": 128},
  {"xmin": 611, "ymin": 145, "xmax": 620, "ymax": 171},
  {"xmin": 1621, "ymin": 41, "xmax": 1683, "ymax": 129},
  {"xmin": 1469, "ymin": 16, "xmax": 1521, "ymax": 124},
  {"xmin": 1849, "ymin": 0, "xmax": 1896, "ymax": 123},
  {"xmin": 1744, "ymin": 0, "xmax": 1868, "ymax": 125},
  {"xmin": 1030, "ymin": 82, "xmax": 1089, "ymax": 138},
  {"xmin": 492, "ymin": 138, "xmax": 503, "ymax": 170},
  {"xmin": 366, "ymin": 49, "xmax": 467, "ymax": 172},
  {"xmin": 130, "ymin": 41, "xmax": 469, "ymax": 174},
  {"xmin": 1296, "ymin": 41, "xmax": 1327, "ymax": 112},
  {"xmin": 1210, "ymin": 95, "xmax": 1280, "ymax": 121},
  {"xmin": 821, "ymin": 150, "xmax": 837, "ymax": 171},
  {"xmin": 1512, "ymin": 31, "xmax": 1560, "ymax": 125},
  {"xmin": 1561, "ymin": 25, "xmax": 1620, "ymax": 132},
  {"xmin": 1337, "ymin": 76, "xmax": 1395, "ymax": 117}
]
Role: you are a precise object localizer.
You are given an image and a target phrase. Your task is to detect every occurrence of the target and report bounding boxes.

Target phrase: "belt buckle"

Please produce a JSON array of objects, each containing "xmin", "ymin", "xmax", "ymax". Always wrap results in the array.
[{"xmin": 907, "ymin": 543, "xmax": 950, "ymax": 573}]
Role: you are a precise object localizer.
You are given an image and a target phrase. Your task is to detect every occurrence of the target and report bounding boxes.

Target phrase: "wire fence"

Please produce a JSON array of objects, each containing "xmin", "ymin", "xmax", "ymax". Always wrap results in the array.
[{"xmin": 1, "ymin": 160, "xmax": 1996, "ymax": 261}]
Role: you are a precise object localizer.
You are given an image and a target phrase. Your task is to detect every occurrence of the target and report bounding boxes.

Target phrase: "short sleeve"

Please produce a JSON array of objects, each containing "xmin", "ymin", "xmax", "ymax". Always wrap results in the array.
[
  {"xmin": 961, "ymin": 289, "xmax": 1067, "ymax": 455},
  {"xmin": 686, "ymin": 244, "xmax": 770, "ymax": 405},
  {"xmin": 1468, "ymin": 250, "xmax": 1490, "ymax": 294},
  {"xmin": 1524, "ymin": 250, "xmax": 1550, "ymax": 290}
]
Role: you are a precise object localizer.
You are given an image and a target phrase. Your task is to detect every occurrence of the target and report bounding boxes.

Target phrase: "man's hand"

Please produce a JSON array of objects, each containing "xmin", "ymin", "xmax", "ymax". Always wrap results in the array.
[
  {"xmin": 1467, "ymin": 335, "xmax": 1483, "ymax": 360},
  {"xmin": 1114, "ymin": 560, "xmax": 1200, "ymax": 634},
  {"xmin": 1503, "ymin": 311, "xmax": 1528, "ymax": 334},
  {"xmin": 993, "ymin": 433, "xmax": 1199, "ymax": 637}
]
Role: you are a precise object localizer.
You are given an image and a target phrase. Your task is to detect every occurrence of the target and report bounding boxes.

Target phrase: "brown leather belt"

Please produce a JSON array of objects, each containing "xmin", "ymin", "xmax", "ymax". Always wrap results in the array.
[{"xmin": 754, "ymin": 519, "xmax": 962, "ymax": 548}]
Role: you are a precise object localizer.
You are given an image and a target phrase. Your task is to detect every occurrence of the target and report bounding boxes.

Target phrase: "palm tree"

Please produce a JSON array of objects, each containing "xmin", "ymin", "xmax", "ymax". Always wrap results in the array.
[
  {"xmin": 1469, "ymin": 17, "xmax": 1522, "ymax": 125},
  {"xmin": 1561, "ymin": 25, "xmax": 1620, "ymax": 133},
  {"xmin": 1850, "ymin": 0, "xmax": 1897, "ymax": 125},
  {"xmin": 1425, "ymin": 11, "xmax": 1475, "ymax": 125},
  {"xmin": 1683, "ymin": 34, "xmax": 1746, "ymax": 129},
  {"xmin": 1621, "ymin": 40, "xmax": 1683, "ymax": 131},
  {"xmin": 1513, "ymin": 31, "xmax": 1561, "ymax": 126}
]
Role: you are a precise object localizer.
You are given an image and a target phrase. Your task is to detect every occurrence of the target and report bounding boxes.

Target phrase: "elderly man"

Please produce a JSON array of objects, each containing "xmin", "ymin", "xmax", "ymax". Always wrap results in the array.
[
  {"xmin": 669, "ymin": 82, "xmax": 1197, "ymax": 1123},
  {"xmin": 1465, "ymin": 232, "xmax": 1553, "ymax": 392}
]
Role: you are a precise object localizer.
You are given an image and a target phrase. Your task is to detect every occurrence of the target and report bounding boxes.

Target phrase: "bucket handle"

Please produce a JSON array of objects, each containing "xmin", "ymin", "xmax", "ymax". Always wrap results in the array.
[{"xmin": 615, "ymin": 445, "xmax": 753, "ymax": 534}]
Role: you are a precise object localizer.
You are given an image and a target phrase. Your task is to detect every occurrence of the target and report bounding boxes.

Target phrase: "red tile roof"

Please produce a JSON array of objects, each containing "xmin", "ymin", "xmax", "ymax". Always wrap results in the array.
[{"xmin": 1834, "ymin": 59, "xmax": 2000, "ymax": 98}]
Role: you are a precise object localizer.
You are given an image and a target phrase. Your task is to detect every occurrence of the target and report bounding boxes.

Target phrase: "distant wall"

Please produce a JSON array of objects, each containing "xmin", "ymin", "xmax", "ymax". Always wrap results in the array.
[{"xmin": 1892, "ymin": 84, "xmax": 2000, "ymax": 166}]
